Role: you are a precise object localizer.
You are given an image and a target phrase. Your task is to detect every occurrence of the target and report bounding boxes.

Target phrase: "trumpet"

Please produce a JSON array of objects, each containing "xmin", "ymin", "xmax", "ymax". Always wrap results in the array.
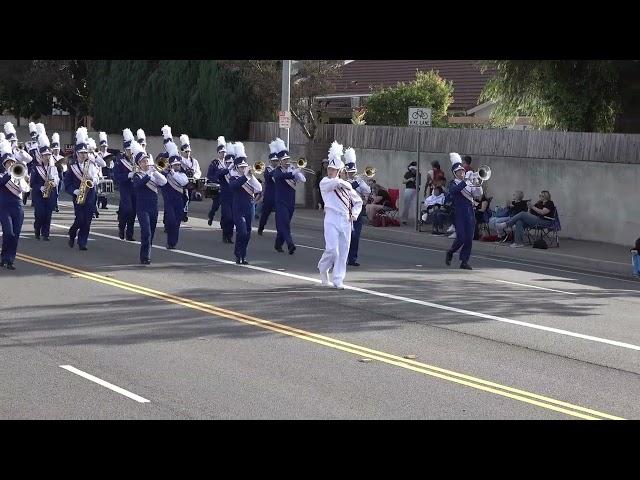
[
  {"xmin": 478, "ymin": 164, "xmax": 491, "ymax": 182},
  {"xmin": 363, "ymin": 166, "xmax": 376, "ymax": 178},
  {"xmin": 253, "ymin": 160, "xmax": 266, "ymax": 175},
  {"xmin": 156, "ymin": 157, "xmax": 169, "ymax": 171},
  {"xmin": 294, "ymin": 157, "xmax": 316, "ymax": 175},
  {"xmin": 10, "ymin": 162, "xmax": 27, "ymax": 179},
  {"xmin": 467, "ymin": 165, "xmax": 491, "ymax": 186}
]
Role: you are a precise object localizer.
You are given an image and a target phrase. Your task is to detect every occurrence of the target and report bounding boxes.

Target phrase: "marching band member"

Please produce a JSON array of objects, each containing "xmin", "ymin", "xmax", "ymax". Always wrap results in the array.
[
  {"xmin": 445, "ymin": 152, "xmax": 483, "ymax": 270},
  {"xmin": 344, "ymin": 148, "xmax": 371, "ymax": 267},
  {"xmin": 228, "ymin": 142, "xmax": 262, "ymax": 264},
  {"xmin": 159, "ymin": 125, "xmax": 176, "ymax": 232},
  {"xmin": 257, "ymin": 140, "xmax": 280, "ymax": 236},
  {"xmin": 160, "ymin": 141, "xmax": 189, "ymax": 250},
  {"xmin": 51, "ymin": 132, "xmax": 65, "ymax": 213},
  {"xmin": 131, "ymin": 139, "xmax": 167, "ymax": 265},
  {"xmin": 212, "ymin": 142, "xmax": 236, "ymax": 243},
  {"xmin": 0, "ymin": 139, "xmax": 30, "ymax": 270},
  {"xmin": 64, "ymin": 127, "xmax": 101, "ymax": 251},
  {"xmin": 137, "ymin": 129, "xmax": 150, "ymax": 156},
  {"xmin": 22, "ymin": 122, "xmax": 42, "ymax": 206},
  {"xmin": 3, "ymin": 122, "xmax": 33, "ymax": 165},
  {"xmin": 113, "ymin": 128, "xmax": 137, "ymax": 241},
  {"xmin": 96, "ymin": 132, "xmax": 112, "ymax": 210},
  {"xmin": 30, "ymin": 130, "xmax": 59, "ymax": 241},
  {"xmin": 87, "ymin": 137, "xmax": 107, "ymax": 218},
  {"xmin": 25, "ymin": 122, "xmax": 40, "ymax": 162},
  {"xmin": 87, "ymin": 137, "xmax": 107, "ymax": 169},
  {"xmin": 179, "ymin": 134, "xmax": 201, "ymax": 222},
  {"xmin": 206, "ymin": 136, "xmax": 226, "ymax": 226},
  {"xmin": 272, "ymin": 137, "xmax": 305, "ymax": 254},
  {"xmin": 317, "ymin": 141, "xmax": 363, "ymax": 289},
  {"xmin": 98, "ymin": 131, "xmax": 113, "ymax": 177}
]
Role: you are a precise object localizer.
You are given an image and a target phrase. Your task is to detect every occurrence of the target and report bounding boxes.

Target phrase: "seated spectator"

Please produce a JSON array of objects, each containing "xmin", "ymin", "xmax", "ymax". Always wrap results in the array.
[
  {"xmin": 631, "ymin": 237, "xmax": 640, "ymax": 278},
  {"xmin": 462, "ymin": 155, "xmax": 473, "ymax": 172},
  {"xmin": 424, "ymin": 160, "xmax": 446, "ymax": 197},
  {"xmin": 497, "ymin": 190, "xmax": 556, "ymax": 248},
  {"xmin": 473, "ymin": 193, "xmax": 491, "ymax": 240},
  {"xmin": 366, "ymin": 184, "xmax": 392, "ymax": 219},
  {"xmin": 489, "ymin": 190, "xmax": 529, "ymax": 239},
  {"xmin": 422, "ymin": 186, "xmax": 449, "ymax": 234}
]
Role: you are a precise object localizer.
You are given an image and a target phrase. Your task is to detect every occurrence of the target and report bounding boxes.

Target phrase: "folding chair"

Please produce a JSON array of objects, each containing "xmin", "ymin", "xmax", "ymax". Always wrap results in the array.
[
  {"xmin": 525, "ymin": 210, "xmax": 561, "ymax": 248},
  {"xmin": 476, "ymin": 197, "xmax": 493, "ymax": 238},
  {"xmin": 380, "ymin": 188, "xmax": 400, "ymax": 221}
]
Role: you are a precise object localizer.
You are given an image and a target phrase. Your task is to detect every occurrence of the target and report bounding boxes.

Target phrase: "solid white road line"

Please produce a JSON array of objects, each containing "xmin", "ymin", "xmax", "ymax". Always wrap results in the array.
[
  {"xmin": 59, "ymin": 365, "xmax": 150, "ymax": 403},
  {"xmin": 493, "ymin": 279, "xmax": 578, "ymax": 295},
  {"xmin": 48, "ymin": 222, "xmax": 640, "ymax": 353}
]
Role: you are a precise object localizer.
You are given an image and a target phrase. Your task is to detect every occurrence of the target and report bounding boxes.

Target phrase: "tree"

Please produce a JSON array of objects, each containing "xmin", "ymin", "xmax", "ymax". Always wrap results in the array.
[
  {"xmin": 26, "ymin": 60, "xmax": 92, "ymax": 127},
  {"xmin": 364, "ymin": 70, "xmax": 454, "ymax": 127},
  {"xmin": 0, "ymin": 60, "xmax": 50, "ymax": 125},
  {"xmin": 289, "ymin": 60, "xmax": 344, "ymax": 139},
  {"xmin": 224, "ymin": 60, "xmax": 281, "ymax": 122},
  {"xmin": 224, "ymin": 60, "xmax": 345, "ymax": 139},
  {"xmin": 479, "ymin": 60, "xmax": 624, "ymax": 132}
]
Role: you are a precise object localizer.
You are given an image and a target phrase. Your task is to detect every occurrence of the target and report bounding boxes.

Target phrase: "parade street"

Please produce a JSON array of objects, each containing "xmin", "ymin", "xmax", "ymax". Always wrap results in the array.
[{"xmin": 1, "ymin": 196, "xmax": 638, "ymax": 420}]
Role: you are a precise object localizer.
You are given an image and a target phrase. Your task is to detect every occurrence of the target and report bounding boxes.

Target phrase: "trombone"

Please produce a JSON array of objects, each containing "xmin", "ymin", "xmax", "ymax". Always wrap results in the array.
[{"xmin": 294, "ymin": 157, "xmax": 316, "ymax": 175}]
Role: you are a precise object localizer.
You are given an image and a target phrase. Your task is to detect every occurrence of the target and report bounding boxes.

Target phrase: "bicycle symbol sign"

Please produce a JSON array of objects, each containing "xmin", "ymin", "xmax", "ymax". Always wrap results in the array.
[{"xmin": 408, "ymin": 107, "xmax": 432, "ymax": 127}]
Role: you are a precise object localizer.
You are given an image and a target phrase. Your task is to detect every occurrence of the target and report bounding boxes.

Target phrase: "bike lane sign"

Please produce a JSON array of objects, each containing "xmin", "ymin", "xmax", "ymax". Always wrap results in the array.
[{"xmin": 408, "ymin": 107, "xmax": 432, "ymax": 127}]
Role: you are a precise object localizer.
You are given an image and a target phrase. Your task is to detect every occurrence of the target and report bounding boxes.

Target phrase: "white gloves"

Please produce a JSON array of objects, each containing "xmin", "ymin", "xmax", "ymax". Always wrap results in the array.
[
  {"xmin": 73, "ymin": 189, "xmax": 80, "ymax": 196},
  {"xmin": 127, "ymin": 172, "xmax": 134, "ymax": 179},
  {"xmin": 40, "ymin": 186, "xmax": 46, "ymax": 192}
]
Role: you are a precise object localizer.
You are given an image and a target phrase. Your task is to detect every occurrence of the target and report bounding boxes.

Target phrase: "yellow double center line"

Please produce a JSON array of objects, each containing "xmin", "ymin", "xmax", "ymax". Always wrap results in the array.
[{"xmin": 16, "ymin": 252, "xmax": 624, "ymax": 420}]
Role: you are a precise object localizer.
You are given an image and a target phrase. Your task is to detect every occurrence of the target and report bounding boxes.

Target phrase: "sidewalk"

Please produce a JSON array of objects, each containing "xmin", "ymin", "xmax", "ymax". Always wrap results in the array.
[{"xmin": 291, "ymin": 208, "xmax": 636, "ymax": 279}]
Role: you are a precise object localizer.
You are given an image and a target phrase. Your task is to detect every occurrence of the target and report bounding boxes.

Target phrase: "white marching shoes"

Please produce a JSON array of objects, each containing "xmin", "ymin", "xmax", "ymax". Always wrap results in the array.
[{"xmin": 320, "ymin": 270, "xmax": 329, "ymax": 286}]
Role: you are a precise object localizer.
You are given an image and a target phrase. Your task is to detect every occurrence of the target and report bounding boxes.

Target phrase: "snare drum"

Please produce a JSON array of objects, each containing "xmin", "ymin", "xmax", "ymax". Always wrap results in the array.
[
  {"xmin": 204, "ymin": 182, "xmax": 220, "ymax": 199},
  {"xmin": 98, "ymin": 179, "xmax": 114, "ymax": 194}
]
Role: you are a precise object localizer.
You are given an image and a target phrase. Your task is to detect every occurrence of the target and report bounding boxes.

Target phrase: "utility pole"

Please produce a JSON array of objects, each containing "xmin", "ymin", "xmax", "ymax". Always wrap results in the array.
[{"xmin": 281, "ymin": 60, "xmax": 291, "ymax": 149}]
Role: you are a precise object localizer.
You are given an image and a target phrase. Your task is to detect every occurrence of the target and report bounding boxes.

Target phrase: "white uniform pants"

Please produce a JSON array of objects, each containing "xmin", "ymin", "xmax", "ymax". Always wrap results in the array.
[{"xmin": 318, "ymin": 213, "xmax": 352, "ymax": 286}]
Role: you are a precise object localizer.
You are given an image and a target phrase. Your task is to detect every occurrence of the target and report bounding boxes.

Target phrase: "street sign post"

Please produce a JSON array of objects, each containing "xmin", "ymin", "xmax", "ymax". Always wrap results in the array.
[
  {"xmin": 278, "ymin": 110, "xmax": 291, "ymax": 129},
  {"xmin": 408, "ymin": 107, "xmax": 432, "ymax": 127},
  {"xmin": 408, "ymin": 107, "xmax": 431, "ymax": 230}
]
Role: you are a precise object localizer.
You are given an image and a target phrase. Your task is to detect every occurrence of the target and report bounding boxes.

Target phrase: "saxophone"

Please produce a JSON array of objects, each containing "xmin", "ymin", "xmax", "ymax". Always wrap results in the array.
[
  {"xmin": 42, "ymin": 161, "xmax": 56, "ymax": 199},
  {"xmin": 76, "ymin": 159, "xmax": 94, "ymax": 205}
]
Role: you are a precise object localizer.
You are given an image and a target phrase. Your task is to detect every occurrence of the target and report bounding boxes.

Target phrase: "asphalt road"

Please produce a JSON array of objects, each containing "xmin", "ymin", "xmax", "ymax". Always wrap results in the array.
[{"xmin": 1, "ymin": 194, "xmax": 639, "ymax": 419}]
